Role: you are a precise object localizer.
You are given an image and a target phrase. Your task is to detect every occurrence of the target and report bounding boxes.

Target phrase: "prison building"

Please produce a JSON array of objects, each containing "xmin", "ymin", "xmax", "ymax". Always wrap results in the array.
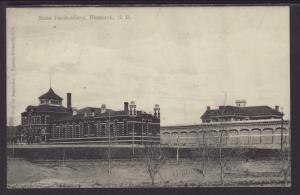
[
  {"xmin": 50, "ymin": 102, "xmax": 160, "ymax": 143},
  {"xmin": 160, "ymin": 100, "xmax": 289, "ymax": 149},
  {"xmin": 201, "ymin": 99, "xmax": 283, "ymax": 123},
  {"xmin": 20, "ymin": 88, "xmax": 160, "ymax": 143},
  {"xmin": 20, "ymin": 88, "xmax": 72, "ymax": 142}
]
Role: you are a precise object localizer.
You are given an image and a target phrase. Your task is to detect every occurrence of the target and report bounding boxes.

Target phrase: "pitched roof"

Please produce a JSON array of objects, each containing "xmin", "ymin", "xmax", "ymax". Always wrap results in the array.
[
  {"xmin": 25, "ymin": 105, "xmax": 69, "ymax": 113},
  {"xmin": 242, "ymin": 106, "xmax": 282, "ymax": 116},
  {"xmin": 39, "ymin": 88, "xmax": 63, "ymax": 100},
  {"xmin": 77, "ymin": 107, "xmax": 116, "ymax": 116},
  {"xmin": 53, "ymin": 108, "xmax": 125, "ymax": 122},
  {"xmin": 78, "ymin": 107, "xmax": 126, "ymax": 117},
  {"xmin": 52, "ymin": 107, "xmax": 151, "ymax": 122},
  {"xmin": 201, "ymin": 105, "xmax": 282, "ymax": 119}
]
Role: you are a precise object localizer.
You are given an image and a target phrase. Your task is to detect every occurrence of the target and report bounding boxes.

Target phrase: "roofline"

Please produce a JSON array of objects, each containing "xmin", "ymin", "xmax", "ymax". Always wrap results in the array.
[
  {"xmin": 161, "ymin": 119, "xmax": 290, "ymax": 129},
  {"xmin": 38, "ymin": 96, "xmax": 63, "ymax": 100},
  {"xmin": 52, "ymin": 113, "xmax": 157, "ymax": 123}
]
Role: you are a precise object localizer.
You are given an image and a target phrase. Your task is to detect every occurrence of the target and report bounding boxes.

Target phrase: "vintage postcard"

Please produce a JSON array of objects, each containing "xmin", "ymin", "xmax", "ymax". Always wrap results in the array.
[{"xmin": 6, "ymin": 6, "xmax": 290, "ymax": 188}]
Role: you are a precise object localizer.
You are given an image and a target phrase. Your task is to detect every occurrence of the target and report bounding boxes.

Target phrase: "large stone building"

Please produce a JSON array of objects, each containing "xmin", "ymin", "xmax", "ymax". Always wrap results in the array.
[
  {"xmin": 21, "ymin": 88, "xmax": 160, "ymax": 143},
  {"xmin": 160, "ymin": 100, "xmax": 289, "ymax": 148}
]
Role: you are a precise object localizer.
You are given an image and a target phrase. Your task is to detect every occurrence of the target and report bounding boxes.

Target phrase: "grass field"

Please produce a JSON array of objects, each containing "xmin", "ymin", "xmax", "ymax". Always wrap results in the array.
[{"xmin": 7, "ymin": 157, "xmax": 290, "ymax": 188}]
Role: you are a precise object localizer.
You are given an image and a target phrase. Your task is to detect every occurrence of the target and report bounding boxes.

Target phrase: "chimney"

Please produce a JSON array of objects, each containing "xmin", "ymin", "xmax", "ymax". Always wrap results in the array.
[
  {"xmin": 154, "ymin": 104, "xmax": 160, "ymax": 119},
  {"xmin": 275, "ymin": 105, "xmax": 279, "ymax": 112},
  {"xmin": 101, "ymin": 104, "xmax": 106, "ymax": 114},
  {"xmin": 67, "ymin": 93, "xmax": 72, "ymax": 110},
  {"xmin": 124, "ymin": 102, "xmax": 129, "ymax": 115},
  {"xmin": 207, "ymin": 106, "xmax": 210, "ymax": 111},
  {"xmin": 236, "ymin": 99, "xmax": 247, "ymax": 107},
  {"xmin": 130, "ymin": 101, "xmax": 136, "ymax": 116},
  {"xmin": 219, "ymin": 106, "xmax": 225, "ymax": 110},
  {"xmin": 91, "ymin": 108, "xmax": 95, "ymax": 117},
  {"xmin": 72, "ymin": 107, "xmax": 77, "ymax": 116}
]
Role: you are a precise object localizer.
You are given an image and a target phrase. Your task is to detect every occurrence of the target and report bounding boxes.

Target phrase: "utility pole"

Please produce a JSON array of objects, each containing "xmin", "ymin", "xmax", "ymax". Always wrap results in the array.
[
  {"xmin": 202, "ymin": 130, "xmax": 206, "ymax": 176},
  {"xmin": 108, "ymin": 110, "xmax": 111, "ymax": 175},
  {"xmin": 132, "ymin": 120, "xmax": 135, "ymax": 156},
  {"xmin": 62, "ymin": 148, "xmax": 65, "ymax": 167},
  {"xmin": 12, "ymin": 140, "xmax": 14, "ymax": 158},
  {"xmin": 141, "ymin": 119, "xmax": 144, "ymax": 145},
  {"xmin": 280, "ymin": 107, "xmax": 284, "ymax": 151},
  {"xmin": 176, "ymin": 135, "xmax": 179, "ymax": 164}
]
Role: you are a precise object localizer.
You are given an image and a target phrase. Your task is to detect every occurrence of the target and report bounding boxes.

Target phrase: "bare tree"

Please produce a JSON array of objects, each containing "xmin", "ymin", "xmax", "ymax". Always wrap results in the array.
[
  {"xmin": 106, "ymin": 110, "xmax": 112, "ymax": 175},
  {"xmin": 274, "ymin": 127, "xmax": 290, "ymax": 186},
  {"xmin": 176, "ymin": 135, "xmax": 179, "ymax": 164},
  {"xmin": 273, "ymin": 110, "xmax": 290, "ymax": 186},
  {"xmin": 201, "ymin": 130, "xmax": 208, "ymax": 177},
  {"xmin": 208, "ymin": 94, "xmax": 232, "ymax": 186},
  {"xmin": 142, "ymin": 141, "xmax": 166, "ymax": 186},
  {"xmin": 207, "ymin": 130, "xmax": 233, "ymax": 186},
  {"xmin": 238, "ymin": 143, "xmax": 251, "ymax": 176},
  {"xmin": 277, "ymin": 145, "xmax": 290, "ymax": 186},
  {"xmin": 216, "ymin": 131, "xmax": 228, "ymax": 186},
  {"xmin": 194, "ymin": 130, "xmax": 208, "ymax": 177}
]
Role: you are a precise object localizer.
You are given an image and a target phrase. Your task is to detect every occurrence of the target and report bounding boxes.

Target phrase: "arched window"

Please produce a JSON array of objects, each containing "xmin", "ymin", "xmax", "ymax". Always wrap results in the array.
[
  {"xmin": 171, "ymin": 132, "xmax": 179, "ymax": 145},
  {"xmin": 219, "ymin": 130, "xmax": 228, "ymax": 145},
  {"xmin": 228, "ymin": 130, "xmax": 238, "ymax": 145},
  {"xmin": 189, "ymin": 131, "xmax": 198, "ymax": 144},
  {"xmin": 240, "ymin": 129, "xmax": 250, "ymax": 145},
  {"xmin": 179, "ymin": 131, "xmax": 188, "ymax": 144},
  {"xmin": 161, "ymin": 132, "xmax": 170, "ymax": 144},
  {"xmin": 262, "ymin": 128, "xmax": 273, "ymax": 144},
  {"xmin": 274, "ymin": 127, "xmax": 287, "ymax": 144},
  {"xmin": 207, "ymin": 130, "xmax": 217, "ymax": 145},
  {"xmin": 250, "ymin": 129, "xmax": 261, "ymax": 145}
]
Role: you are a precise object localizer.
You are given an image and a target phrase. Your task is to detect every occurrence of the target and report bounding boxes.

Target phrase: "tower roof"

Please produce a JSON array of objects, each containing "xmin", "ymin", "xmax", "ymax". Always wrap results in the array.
[{"xmin": 39, "ymin": 88, "xmax": 63, "ymax": 100}]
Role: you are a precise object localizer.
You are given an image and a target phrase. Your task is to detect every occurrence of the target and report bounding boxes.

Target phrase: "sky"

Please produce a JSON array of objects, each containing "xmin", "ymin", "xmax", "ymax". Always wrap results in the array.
[{"xmin": 6, "ymin": 6, "xmax": 290, "ymax": 126}]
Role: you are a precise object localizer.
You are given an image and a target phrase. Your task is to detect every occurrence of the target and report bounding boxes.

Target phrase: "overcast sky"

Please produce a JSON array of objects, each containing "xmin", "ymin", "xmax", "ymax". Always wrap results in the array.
[{"xmin": 7, "ymin": 6, "xmax": 290, "ymax": 126}]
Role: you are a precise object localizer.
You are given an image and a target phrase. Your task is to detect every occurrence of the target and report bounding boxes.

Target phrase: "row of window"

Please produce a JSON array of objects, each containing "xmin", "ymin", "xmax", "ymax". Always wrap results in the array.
[
  {"xmin": 22, "ymin": 115, "xmax": 49, "ymax": 125},
  {"xmin": 51, "ymin": 121, "xmax": 152, "ymax": 139},
  {"xmin": 40, "ymin": 99, "xmax": 62, "ymax": 105},
  {"xmin": 162, "ymin": 132, "xmax": 289, "ymax": 145},
  {"xmin": 22, "ymin": 126, "xmax": 43, "ymax": 134},
  {"xmin": 204, "ymin": 116, "xmax": 281, "ymax": 123},
  {"xmin": 204, "ymin": 117, "xmax": 247, "ymax": 123}
]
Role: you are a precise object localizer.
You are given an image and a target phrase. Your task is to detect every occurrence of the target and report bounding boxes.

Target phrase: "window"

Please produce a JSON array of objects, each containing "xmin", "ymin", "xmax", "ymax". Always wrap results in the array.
[
  {"xmin": 70, "ymin": 125, "xmax": 74, "ymax": 138},
  {"xmin": 52, "ymin": 125, "xmax": 56, "ymax": 138}
]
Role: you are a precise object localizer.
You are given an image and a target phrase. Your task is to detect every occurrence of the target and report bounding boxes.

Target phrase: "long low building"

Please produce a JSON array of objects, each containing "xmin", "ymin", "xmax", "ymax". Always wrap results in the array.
[
  {"xmin": 160, "ymin": 100, "xmax": 290, "ymax": 148},
  {"xmin": 161, "ymin": 119, "xmax": 289, "ymax": 147}
]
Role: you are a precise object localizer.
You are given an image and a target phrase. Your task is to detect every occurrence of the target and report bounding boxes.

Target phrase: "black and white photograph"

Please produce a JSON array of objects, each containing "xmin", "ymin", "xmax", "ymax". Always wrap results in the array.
[{"xmin": 6, "ymin": 6, "xmax": 291, "ymax": 188}]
